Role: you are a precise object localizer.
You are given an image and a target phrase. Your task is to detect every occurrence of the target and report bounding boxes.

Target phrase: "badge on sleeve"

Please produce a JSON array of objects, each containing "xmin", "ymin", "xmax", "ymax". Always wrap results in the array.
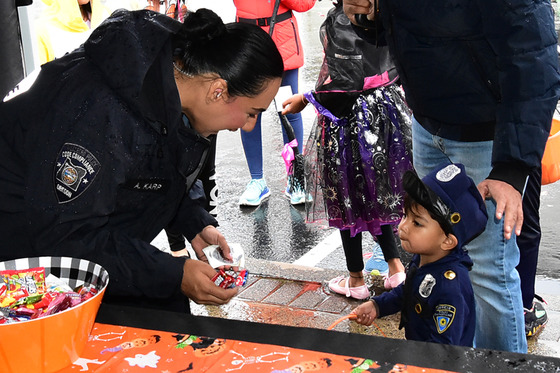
[
  {"xmin": 54, "ymin": 143, "xmax": 100, "ymax": 203},
  {"xmin": 434, "ymin": 304, "xmax": 456, "ymax": 334}
]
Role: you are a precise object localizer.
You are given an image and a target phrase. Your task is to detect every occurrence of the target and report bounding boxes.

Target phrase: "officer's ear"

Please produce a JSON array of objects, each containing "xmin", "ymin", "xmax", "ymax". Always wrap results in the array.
[
  {"xmin": 207, "ymin": 78, "xmax": 228, "ymax": 103},
  {"xmin": 441, "ymin": 234, "xmax": 458, "ymax": 251}
]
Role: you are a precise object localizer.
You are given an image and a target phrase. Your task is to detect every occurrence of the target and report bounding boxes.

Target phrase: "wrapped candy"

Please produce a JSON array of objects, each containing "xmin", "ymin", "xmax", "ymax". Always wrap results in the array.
[
  {"xmin": 0, "ymin": 267, "xmax": 46, "ymax": 308},
  {"xmin": 0, "ymin": 269, "xmax": 99, "ymax": 323}
]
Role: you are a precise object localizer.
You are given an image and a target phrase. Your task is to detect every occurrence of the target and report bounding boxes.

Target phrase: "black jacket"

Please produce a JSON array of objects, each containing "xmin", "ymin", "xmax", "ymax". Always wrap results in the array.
[
  {"xmin": 0, "ymin": 10, "xmax": 216, "ymax": 301},
  {"xmin": 371, "ymin": 0, "xmax": 560, "ymax": 191}
]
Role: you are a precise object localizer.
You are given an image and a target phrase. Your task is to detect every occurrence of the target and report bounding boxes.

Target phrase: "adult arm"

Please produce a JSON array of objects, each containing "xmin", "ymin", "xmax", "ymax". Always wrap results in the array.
[{"xmin": 477, "ymin": 0, "xmax": 560, "ymax": 237}]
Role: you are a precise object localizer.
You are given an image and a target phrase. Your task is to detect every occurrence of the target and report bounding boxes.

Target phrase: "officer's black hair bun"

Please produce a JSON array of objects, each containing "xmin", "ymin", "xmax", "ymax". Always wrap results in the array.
[{"xmin": 179, "ymin": 8, "xmax": 226, "ymax": 47}]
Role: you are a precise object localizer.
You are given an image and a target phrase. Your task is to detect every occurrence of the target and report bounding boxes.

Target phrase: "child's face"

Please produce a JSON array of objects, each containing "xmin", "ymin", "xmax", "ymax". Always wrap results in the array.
[{"xmin": 398, "ymin": 204, "xmax": 450, "ymax": 263}]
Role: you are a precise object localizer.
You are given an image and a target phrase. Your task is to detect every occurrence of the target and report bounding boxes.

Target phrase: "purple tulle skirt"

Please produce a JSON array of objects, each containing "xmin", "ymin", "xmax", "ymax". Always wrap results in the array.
[{"xmin": 304, "ymin": 84, "xmax": 413, "ymax": 237}]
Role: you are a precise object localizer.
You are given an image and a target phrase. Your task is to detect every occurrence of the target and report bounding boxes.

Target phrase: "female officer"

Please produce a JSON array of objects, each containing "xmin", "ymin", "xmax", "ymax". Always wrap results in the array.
[{"xmin": 0, "ymin": 8, "xmax": 283, "ymax": 312}]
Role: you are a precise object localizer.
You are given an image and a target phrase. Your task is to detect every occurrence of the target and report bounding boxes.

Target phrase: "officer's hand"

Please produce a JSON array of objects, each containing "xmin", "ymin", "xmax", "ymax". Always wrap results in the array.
[
  {"xmin": 477, "ymin": 178, "xmax": 523, "ymax": 240},
  {"xmin": 190, "ymin": 225, "xmax": 232, "ymax": 264},
  {"xmin": 343, "ymin": 0, "xmax": 375, "ymax": 25},
  {"xmin": 180, "ymin": 259, "xmax": 238, "ymax": 305},
  {"xmin": 351, "ymin": 300, "xmax": 378, "ymax": 326}
]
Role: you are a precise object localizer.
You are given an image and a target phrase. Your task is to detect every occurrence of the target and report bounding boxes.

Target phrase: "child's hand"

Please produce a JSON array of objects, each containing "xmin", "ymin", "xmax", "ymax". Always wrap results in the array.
[
  {"xmin": 351, "ymin": 300, "xmax": 378, "ymax": 326},
  {"xmin": 282, "ymin": 93, "xmax": 307, "ymax": 115}
]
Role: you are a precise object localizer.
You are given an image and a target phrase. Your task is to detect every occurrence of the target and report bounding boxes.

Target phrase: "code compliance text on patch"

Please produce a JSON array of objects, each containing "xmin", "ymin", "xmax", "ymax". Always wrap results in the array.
[{"xmin": 54, "ymin": 143, "xmax": 100, "ymax": 203}]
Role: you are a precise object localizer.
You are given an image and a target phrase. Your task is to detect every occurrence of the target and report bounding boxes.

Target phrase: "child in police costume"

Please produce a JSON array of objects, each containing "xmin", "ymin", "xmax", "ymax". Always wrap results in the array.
[{"xmin": 351, "ymin": 163, "xmax": 488, "ymax": 346}]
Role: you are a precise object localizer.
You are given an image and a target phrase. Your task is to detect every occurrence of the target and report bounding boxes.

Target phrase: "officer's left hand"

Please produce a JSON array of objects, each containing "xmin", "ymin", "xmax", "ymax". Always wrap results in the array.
[
  {"xmin": 477, "ymin": 178, "xmax": 523, "ymax": 240},
  {"xmin": 190, "ymin": 225, "xmax": 233, "ymax": 264},
  {"xmin": 180, "ymin": 259, "xmax": 238, "ymax": 305}
]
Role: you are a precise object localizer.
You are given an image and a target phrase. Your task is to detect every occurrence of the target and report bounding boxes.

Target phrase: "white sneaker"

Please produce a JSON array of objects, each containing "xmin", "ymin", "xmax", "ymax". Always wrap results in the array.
[
  {"xmin": 238, "ymin": 178, "xmax": 271, "ymax": 206},
  {"xmin": 284, "ymin": 186, "xmax": 304, "ymax": 205},
  {"xmin": 284, "ymin": 183, "xmax": 312, "ymax": 205}
]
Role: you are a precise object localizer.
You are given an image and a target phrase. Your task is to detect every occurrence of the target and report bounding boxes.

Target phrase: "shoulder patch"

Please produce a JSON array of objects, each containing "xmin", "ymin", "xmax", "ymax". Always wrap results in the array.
[
  {"xmin": 54, "ymin": 143, "xmax": 100, "ymax": 203},
  {"xmin": 434, "ymin": 304, "xmax": 456, "ymax": 334}
]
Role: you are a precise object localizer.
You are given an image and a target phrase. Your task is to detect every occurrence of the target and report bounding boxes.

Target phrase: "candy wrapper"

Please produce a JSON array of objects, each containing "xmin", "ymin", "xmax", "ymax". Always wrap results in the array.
[
  {"xmin": 45, "ymin": 273, "xmax": 74, "ymax": 293},
  {"xmin": 0, "ymin": 269, "xmax": 100, "ymax": 324},
  {"xmin": 211, "ymin": 269, "xmax": 249, "ymax": 289},
  {"xmin": 0, "ymin": 267, "xmax": 46, "ymax": 307},
  {"xmin": 203, "ymin": 243, "xmax": 245, "ymax": 268}
]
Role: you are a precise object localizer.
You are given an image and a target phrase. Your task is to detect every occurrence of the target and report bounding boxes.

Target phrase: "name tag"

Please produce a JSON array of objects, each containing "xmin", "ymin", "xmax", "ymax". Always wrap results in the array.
[{"xmin": 123, "ymin": 179, "xmax": 170, "ymax": 194}]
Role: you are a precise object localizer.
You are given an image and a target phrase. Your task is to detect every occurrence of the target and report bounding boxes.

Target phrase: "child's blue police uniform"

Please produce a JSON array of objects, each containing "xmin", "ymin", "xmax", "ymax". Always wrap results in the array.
[
  {"xmin": 374, "ymin": 248, "xmax": 475, "ymax": 345},
  {"xmin": 372, "ymin": 163, "xmax": 488, "ymax": 347}
]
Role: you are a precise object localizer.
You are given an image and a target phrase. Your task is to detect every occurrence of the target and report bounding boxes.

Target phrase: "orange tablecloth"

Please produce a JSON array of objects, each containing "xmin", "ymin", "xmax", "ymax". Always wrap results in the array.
[{"xmin": 59, "ymin": 322, "xmax": 456, "ymax": 372}]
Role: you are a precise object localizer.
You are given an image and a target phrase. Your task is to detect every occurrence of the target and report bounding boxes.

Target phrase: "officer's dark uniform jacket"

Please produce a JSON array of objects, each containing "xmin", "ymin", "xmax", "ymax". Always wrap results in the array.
[
  {"xmin": 373, "ymin": 250, "xmax": 475, "ymax": 346},
  {"xmin": 366, "ymin": 0, "xmax": 560, "ymax": 192},
  {"xmin": 0, "ymin": 10, "xmax": 217, "ymax": 303}
]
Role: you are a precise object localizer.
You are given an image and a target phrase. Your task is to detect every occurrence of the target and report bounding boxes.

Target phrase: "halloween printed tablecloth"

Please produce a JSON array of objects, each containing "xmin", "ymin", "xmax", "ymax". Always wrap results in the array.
[{"xmin": 60, "ymin": 323, "xmax": 457, "ymax": 372}]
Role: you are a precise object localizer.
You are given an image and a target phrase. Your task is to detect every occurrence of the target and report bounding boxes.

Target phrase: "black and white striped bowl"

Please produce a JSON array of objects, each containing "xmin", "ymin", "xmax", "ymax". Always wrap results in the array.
[{"xmin": 0, "ymin": 256, "xmax": 109, "ymax": 373}]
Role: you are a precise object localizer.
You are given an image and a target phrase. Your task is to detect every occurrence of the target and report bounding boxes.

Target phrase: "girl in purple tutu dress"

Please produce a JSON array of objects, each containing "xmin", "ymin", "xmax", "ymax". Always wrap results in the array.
[{"xmin": 282, "ymin": 1, "xmax": 412, "ymax": 299}]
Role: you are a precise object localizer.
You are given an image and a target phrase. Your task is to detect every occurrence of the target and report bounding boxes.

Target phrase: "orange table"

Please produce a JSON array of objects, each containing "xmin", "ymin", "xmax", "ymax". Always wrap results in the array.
[{"xmin": 55, "ymin": 303, "xmax": 560, "ymax": 372}]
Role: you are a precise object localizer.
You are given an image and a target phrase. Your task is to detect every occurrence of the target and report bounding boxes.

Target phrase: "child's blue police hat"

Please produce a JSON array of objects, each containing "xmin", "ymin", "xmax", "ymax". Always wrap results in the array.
[{"xmin": 403, "ymin": 163, "xmax": 488, "ymax": 249}]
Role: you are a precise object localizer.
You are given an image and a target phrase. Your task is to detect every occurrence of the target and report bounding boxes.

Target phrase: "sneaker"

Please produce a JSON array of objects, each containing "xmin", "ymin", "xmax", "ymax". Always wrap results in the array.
[
  {"xmin": 238, "ymin": 178, "xmax": 270, "ymax": 206},
  {"xmin": 284, "ymin": 176, "xmax": 312, "ymax": 205},
  {"xmin": 364, "ymin": 241, "xmax": 389, "ymax": 276},
  {"xmin": 284, "ymin": 185, "xmax": 307, "ymax": 205},
  {"xmin": 525, "ymin": 297, "xmax": 548, "ymax": 337}
]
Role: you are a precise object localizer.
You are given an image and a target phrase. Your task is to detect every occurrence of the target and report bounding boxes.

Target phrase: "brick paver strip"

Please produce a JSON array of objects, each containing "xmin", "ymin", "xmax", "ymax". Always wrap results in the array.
[
  {"xmin": 263, "ymin": 282, "xmax": 303, "ymax": 305},
  {"xmin": 289, "ymin": 291, "xmax": 328, "ymax": 310},
  {"xmin": 316, "ymin": 295, "xmax": 353, "ymax": 314},
  {"xmin": 237, "ymin": 278, "xmax": 282, "ymax": 302}
]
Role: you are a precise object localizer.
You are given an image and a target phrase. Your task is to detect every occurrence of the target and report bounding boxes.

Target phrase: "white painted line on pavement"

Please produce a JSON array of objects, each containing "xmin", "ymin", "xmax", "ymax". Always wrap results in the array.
[{"xmin": 292, "ymin": 230, "xmax": 341, "ymax": 267}]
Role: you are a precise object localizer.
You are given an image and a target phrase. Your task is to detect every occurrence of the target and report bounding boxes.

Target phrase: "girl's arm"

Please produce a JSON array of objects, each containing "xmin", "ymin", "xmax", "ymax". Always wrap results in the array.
[{"xmin": 281, "ymin": 93, "xmax": 308, "ymax": 115}]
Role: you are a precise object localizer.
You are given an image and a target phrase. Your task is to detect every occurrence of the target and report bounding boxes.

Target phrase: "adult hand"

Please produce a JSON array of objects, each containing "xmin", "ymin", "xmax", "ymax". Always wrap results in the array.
[
  {"xmin": 477, "ymin": 179, "xmax": 523, "ymax": 240},
  {"xmin": 180, "ymin": 259, "xmax": 238, "ymax": 305},
  {"xmin": 282, "ymin": 94, "xmax": 307, "ymax": 115},
  {"xmin": 343, "ymin": 0, "xmax": 375, "ymax": 25},
  {"xmin": 190, "ymin": 225, "xmax": 232, "ymax": 264}
]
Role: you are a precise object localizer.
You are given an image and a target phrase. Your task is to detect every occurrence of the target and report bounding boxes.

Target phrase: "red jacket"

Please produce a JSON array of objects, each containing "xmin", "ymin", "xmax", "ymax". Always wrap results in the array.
[{"xmin": 234, "ymin": 0, "xmax": 315, "ymax": 71}]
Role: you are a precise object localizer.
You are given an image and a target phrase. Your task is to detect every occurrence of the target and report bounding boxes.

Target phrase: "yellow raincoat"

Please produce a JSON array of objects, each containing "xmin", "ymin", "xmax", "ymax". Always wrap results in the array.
[{"xmin": 35, "ymin": 0, "xmax": 110, "ymax": 64}]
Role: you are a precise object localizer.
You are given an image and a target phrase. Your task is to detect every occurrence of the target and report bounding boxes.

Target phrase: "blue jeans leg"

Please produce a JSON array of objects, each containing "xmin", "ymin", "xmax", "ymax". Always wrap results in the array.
[
  {"xmin": 240, "ymin": 68, "xmax": 304, "ymax": 179},
  {"xmin": 412, "ymin": 118, "xmax": 527, "ymax": 353},
  {"xmin": 278, "ymin": 69, "xmax": 304, "ymax": 152},
  {"xmin": 241, "ymin": 114, "xmax": 264, "ymax": 179}
]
